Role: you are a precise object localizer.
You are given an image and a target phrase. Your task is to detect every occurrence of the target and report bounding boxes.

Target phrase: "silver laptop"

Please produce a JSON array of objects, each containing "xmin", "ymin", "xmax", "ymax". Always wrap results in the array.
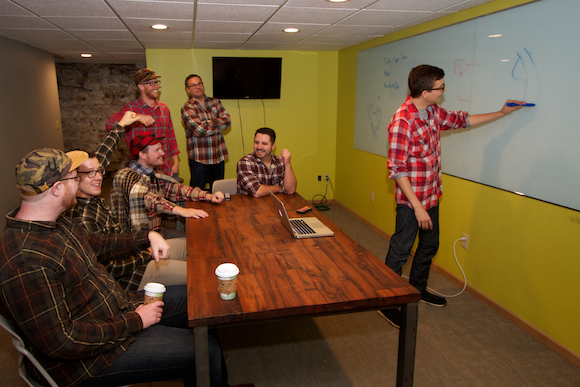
[{"xmin": 269, "ymin": 191, "xmax": 334, "ymax": 238}]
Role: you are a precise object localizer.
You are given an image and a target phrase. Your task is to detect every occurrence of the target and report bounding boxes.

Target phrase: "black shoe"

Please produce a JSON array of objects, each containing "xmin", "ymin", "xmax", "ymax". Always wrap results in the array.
[
  {"xmin": 377, "ymin": 308, "xmax": 401, "ymax": 328},
  {"xmin": 420, "ymin": 290, "xmax": 446, "ymax": 307}
]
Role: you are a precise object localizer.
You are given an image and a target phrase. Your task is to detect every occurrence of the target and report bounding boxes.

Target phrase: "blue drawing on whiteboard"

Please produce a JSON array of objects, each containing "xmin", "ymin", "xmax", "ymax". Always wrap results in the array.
[
  {"xmin": 512, "ymin": 48, "xmax": 540, "ymax": 102},
  {"xmin": 367, "ymin": 96, "xmax": 382, "ymax": 139},
  {"xmin": 384, "ymin": 82, "xmax": 400, "ymax": 89}
]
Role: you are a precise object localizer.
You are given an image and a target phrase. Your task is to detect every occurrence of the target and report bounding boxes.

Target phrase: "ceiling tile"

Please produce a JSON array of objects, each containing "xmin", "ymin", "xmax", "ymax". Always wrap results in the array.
[
  {"xmin": 196, "ymin": 4, "xmax": 278, "ymax": 22},
  {"xmin": 269, "ymin": 6, "xmax": 355, "ymax": 24},
  {"xmin": 12, "ymin": 0, "xmax": 116, "ymax": 17}
]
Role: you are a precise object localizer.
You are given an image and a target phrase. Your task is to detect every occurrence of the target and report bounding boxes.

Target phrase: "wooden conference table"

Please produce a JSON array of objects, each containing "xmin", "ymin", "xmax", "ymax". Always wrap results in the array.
[{"xmin": 186, "ymin": 193, "xmax": 420, "ymax": 387}]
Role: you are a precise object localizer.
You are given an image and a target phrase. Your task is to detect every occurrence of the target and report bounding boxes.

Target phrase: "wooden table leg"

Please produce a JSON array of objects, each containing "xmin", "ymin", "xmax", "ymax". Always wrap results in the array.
[
  {"xmin": 194, "ymin": 325, "xmax": 210, "ymax": 387},
  {"xmin": 396, "ymin": 302, "xmax": 418, "ymax": 387}
]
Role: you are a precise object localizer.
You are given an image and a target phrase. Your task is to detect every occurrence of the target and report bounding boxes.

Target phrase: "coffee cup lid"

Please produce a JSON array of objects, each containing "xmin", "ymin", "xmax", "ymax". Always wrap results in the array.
[
  {"xmin": 143, "ymin": 282, "xmax": 166, "ymax": 293},
  {"xmin": 215, "ymin": 263, "xmax": 240, "ymax": 278}
]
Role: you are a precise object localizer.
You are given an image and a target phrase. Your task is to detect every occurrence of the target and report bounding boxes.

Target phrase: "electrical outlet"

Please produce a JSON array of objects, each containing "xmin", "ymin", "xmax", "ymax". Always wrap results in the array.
[
  {"xmin": 324, "ymin": 174, "xmax": 329, "ymax": 182},
  {"xmin": 461, "ymin": 233, "xmax": 469, "ymax": 249},
  {"xmin": 370, "ymin": 191, "xmax": 374, "ymax": 202},
  {"xmin": 317, "ymin": 175, "xmax": 321, "ymax": 181}
]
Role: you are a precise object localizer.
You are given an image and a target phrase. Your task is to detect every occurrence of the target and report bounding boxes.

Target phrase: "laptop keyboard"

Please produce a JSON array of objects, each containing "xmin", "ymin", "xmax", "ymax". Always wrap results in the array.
[{"xmin": 290, "ymin": 219, "xmax": 315, "ymax": 235}]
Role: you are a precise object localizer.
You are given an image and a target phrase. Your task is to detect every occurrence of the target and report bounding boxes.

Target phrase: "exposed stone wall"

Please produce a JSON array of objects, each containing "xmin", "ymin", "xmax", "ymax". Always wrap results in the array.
[{"xmin": 56, "ymin": 63, "xmax": 141, "ymax": 172}]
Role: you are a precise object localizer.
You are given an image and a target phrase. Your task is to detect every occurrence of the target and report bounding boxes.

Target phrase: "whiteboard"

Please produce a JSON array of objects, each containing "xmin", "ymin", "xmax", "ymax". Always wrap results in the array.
[{"xmin": 354, "ymin": 0, "xmax": 580, "ymax": 211}]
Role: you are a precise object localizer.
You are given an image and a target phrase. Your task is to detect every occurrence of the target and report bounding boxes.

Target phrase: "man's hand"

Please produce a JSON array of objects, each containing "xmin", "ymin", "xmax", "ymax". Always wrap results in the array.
[
  {"xmin": 281, "ymin": 149, "xmax": 292, "ymax": 166},
  {"xmin": 136, "ymin": 301, "xmax": 164, "ymax": 329},
  {"xmin": 500, "ymin": 99, "xmax": 527, "ymax": 115},
  {"xmin": 118, "ymin": 111, "xmax": 141, "ymax": 128},
  {"xmin": 135, "ymin": 113, "xmax": 155, "ymax": 126},
  {"xmin": 147, "ymin": 231, "xmax": 170, "ymax": 262},
  {"xmin": 208, "ymin": 191, "xmax": 225, "ymax": 203},
  {"xmin": 172, "ymin": 206, "xmax": 209, "ymax": 219},
  {"xmin": 414, "ymin": 206, "xmax": 433, "ymax": 230}
]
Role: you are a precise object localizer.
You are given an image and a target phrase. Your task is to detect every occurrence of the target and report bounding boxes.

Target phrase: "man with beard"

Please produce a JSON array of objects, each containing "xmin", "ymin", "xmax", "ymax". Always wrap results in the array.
[
  {"xmin": 106, "ymin": 68, "xmax": 180, "ymax": 178},
  {"xmin": 236, "ymin": 127, "xmax": 297, "ymax": 197},
  {"xmin": 0, "ymin": 148, "xmax": 228, "ymax": 387},
  {"xmin": 110, "ymin": 132, "xmax": 225, "ymax": 240}
]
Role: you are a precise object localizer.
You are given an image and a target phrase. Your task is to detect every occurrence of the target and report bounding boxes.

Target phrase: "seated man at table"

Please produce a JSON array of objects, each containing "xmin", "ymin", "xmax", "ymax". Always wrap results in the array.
[
  {"xmin": 236, "ymin": 127, "xmax": 297, "ymax": 197},
  {"xmin": 0, "ymin": 148, "xmax": 227, "ymax": 387},
  {"xmin": 66, "ymin": 111, "xmax": 187, "ymax": 291},
  {"xmin": 110, "ymin": 131, "xmax": 224, "ymax": 238}
]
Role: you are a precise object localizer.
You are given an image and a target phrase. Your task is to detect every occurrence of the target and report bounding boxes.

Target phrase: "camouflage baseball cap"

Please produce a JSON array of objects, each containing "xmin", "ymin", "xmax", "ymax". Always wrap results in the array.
[
  {"xmin": 15, "ymin": 148, "xmax": 88, "ymax": 196},
  {"xmin": 134, "ymin": 68, "xmax": 160, "ymax": 86}
]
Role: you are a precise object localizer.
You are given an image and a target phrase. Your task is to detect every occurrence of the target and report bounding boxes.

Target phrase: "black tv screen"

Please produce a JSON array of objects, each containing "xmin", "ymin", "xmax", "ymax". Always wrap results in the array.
[{"xmin": 212, "ymin": 57, "xmax": 282, "ymax": 99}]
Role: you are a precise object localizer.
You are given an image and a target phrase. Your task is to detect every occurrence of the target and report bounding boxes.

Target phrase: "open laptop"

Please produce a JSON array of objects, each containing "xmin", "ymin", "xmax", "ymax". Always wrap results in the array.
[{"xmin": 269, "ymin": 191, "xmax": 334, "ymax": 238}]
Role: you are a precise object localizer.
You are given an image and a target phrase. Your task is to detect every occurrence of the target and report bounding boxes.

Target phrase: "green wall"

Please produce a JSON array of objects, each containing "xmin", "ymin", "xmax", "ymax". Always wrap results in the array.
[
  {"xmin": 336, "ymin": 0, "xmax": 580, "ymax": 359},
  {"xmin": 147, "ymin": 49, "xmax": 338, "ymax": 201}
]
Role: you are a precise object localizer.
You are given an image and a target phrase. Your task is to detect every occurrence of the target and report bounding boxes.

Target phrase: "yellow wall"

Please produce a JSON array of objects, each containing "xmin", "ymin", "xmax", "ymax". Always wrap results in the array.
[
  {"xmin": 336, "ymin": 0, "xmax": 580, "ymax": 357},
  {"xmin": 147, "ymin": 49, "xmax": 338, "ymax": 200}
]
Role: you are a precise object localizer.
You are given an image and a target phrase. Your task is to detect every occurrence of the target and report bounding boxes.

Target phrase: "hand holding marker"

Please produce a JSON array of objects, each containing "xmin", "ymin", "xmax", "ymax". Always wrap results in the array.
[{"xmin": 507, "ymin": 103, "xmax": 536, "ymax": 107}]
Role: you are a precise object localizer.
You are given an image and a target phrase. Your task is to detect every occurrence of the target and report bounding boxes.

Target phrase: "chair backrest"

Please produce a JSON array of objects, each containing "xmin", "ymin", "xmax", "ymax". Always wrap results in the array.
[
  {"xmin": 212, "ymin": 178, "xmax": 238, "ymax": 195},
  {"xmin": 0, "ymin": 314, "xmax": 59, "ymax": 387}
]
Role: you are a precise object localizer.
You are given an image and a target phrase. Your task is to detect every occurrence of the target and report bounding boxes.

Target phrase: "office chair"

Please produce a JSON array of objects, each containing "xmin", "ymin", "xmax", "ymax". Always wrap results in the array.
[
  {"xmin": 0, "ymin": 314, "xmax": 59, "ymax": 387},
  {"xmin": 212, "ymin": 178, "xmax": 237, "ymax": 195}
]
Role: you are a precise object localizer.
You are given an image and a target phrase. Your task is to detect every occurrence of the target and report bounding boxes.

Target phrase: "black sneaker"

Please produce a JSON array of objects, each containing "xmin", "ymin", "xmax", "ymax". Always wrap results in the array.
[
  {"xmin": 420, "ymin": 290, "xmax": 446, "ymax": 307},
  {"xmin": 377, "ymin": 308, "xmax": 401, "ymax": 328}
]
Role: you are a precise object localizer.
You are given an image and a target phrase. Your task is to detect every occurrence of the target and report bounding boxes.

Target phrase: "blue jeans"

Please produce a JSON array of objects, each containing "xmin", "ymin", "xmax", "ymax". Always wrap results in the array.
[
  {"xmin": 189, "ymin": 160, "xmax": 225, "ymax": 191},
  {"xmin": 77, "ymin": 285, "xmax": 227, "ymax": 387},
  {"xmin": 385, "ymin": 204, "xmax": 440, "ymax": 292}
]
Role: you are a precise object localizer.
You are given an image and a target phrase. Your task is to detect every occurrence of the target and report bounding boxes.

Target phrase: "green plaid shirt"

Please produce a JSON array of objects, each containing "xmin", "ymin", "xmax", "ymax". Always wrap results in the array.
[
  {"xmin": 111, "ymin": 160, "xmax": 209, "ymax": 232},
  {"xmin": 66, "ymin": 125, "xmax": 150, "ymax": 291},
  {"xmin": 0, "ymin": 211, "xmax": 148, "ymax": 387}
]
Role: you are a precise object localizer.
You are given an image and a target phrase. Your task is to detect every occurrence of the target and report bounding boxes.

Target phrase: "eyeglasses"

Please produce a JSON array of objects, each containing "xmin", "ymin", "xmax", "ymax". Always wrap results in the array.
[
  {"xmin": 428, "ymin": 83, "xmax": 446, "ymax": 91},
  {"xmin": 141, "ymin": 80, "xmax": 161, "ymax": 87},
  {"xmin": 78, "ymin": 167, "xmax": 105, "ymax": 178},
  {"xmin": 60, "ymin": 175, "xmax": 81, "ymax": 183},
  {"xmin": 187, "ymin": 82, "xmax": 203, "ymax": 88}
]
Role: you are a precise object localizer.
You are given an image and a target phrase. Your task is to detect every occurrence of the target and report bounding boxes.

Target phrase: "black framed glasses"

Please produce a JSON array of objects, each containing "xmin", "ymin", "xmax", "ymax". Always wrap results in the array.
[
  {"xmin": 60, "ymin": 175, "xmax": 81, "ymax": 183},
  {"xmin": 141, "ymin": 80, "xmax": 161, "ymax": 87},
  {"xmin": 78, "ymin": 167, "xmax": 105, "ymax": 178},
  {"xmin": 187, "ymin": 81, "xmax": 203, "ymax": 89},
  {"xmin": 428, "ymin": 83, "xmax": 446, "ymax": 91}
]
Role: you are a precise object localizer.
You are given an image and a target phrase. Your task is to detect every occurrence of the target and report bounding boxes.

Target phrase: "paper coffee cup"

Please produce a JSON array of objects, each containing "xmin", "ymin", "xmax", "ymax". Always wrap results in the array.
[
  {"xmin": 215, "ymin": 263, "xmax": 240, "ymax": 300},
  {"xmin": 143, "ymin": 282, "xmax": 166, "ymax": 305}
]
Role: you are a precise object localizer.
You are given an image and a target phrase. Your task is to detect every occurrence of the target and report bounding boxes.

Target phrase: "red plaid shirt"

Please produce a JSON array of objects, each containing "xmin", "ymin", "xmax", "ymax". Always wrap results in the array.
[
  {"xmin": 106, "ymin": 97, "xmax": 180, "ymax": 176},
  {"xmin": 181, "ymin": 95, "xmax": 230, "ymax": 165},
  {"xmin": 388, "ymin": 96, "xmax": 468, "ymax": 211},
  {"xmin": 237, "ymin": 152, "xmax": 285, "ymax": 196}
]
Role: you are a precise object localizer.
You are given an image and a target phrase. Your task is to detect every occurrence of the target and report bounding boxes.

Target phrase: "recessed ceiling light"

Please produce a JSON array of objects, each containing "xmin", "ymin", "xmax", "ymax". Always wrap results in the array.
[
  {"xmin": 151, "ymin": 24, "xmax": 168, "ymax": 30},
  {"xmin": 284, "ymin": 28, "xmax": 300, "ymax": 33},
  {"xmin": 80, "ymin": 53, "xmax": 92, "ymax": 58},
  {"xmin": 326, "ymin": 0, "xmax": 350, "ymax": 2},
  {"xmin": 488, "ymin": 34, "xmax": 502, "ymax": 38}
]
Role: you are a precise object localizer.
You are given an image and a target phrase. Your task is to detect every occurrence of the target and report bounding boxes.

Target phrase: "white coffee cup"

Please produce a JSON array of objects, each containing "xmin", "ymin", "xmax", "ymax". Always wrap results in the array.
[
  {"xmin": 143, "ymin": 282, "xmax": 166, "ymax": 305},
  {"xmin": 215, "ymin": 263, "xmax": 240, "ymax": 300}
]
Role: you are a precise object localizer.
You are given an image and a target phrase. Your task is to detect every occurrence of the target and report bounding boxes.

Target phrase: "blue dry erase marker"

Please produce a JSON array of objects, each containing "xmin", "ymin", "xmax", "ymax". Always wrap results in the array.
[{"xmin": 507, "ymin": 103, "xmax": 536, "ymax": 107}]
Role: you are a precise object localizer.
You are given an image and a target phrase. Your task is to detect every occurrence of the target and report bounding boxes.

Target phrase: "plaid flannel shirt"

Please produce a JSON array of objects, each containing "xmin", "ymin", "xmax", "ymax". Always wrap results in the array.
[
  {"xmin": 111, "ymin": 160, "xmax": 209, "ymax": 232},
  {"xmin": 65, "ymin": 124, "xmax": 150, "ymax": 291},
  {"xmin": 237, "ymin": 152, "xmax": 285, "ymax": 196},
  {"xmin": 388, "ymin": 95, "xmax": 469, "ymax": 211},
  {"xmin": 181, "ymin": 95, "xmax": 230, "ymax": 165},
  {"xmin": 0, "ymin": 210, "xmax": 147, "ymax": 387},
  {"xmin": 106, "ymin": 97, "xmax": 180, "ymax": 176}
]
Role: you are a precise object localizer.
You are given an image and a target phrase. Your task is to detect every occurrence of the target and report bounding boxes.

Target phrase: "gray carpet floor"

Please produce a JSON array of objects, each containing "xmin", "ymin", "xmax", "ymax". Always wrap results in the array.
[{"xmin": 2, "ymin": 202, "xmax": 579, "ymax": 386}]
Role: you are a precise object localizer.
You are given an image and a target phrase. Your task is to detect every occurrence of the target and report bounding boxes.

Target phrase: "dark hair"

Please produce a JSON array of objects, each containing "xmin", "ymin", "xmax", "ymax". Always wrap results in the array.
[
  {"xmin": 408, "ymin": 65, "xmax": 445, "ymax": 98},
  {"xmin": 185, "ymin": 74, "xmax": 202, "ymax": 87},
  {"xmin": 255, "ymin": 127, "xmax": 276, "ymax": 144}
]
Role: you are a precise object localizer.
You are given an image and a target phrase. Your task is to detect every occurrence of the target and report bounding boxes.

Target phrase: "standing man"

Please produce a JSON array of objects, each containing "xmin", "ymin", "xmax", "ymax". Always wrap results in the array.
[
  {"xmin": 378, "ymin": 64, "xmax": 526, "ymax": 328},
  {"xmin": 181, "ymin": 74, "xmax": 231, "ymax": 189},
  {"xmin": 106, "ymin": 68, "xmax": 180, "ymax": 178},
  {"xmin": 111, "ymin": 132, "xmax": 224, "ymax": 236},
  {"xmin": 237, "ymin": 128, "xmax": 297, "ymax": 198},
  {"xmin": 67, "ymin": 111, "xmax": 187, "ymax": 291},
  {"xmin": 1, "ymin": 148, "xmax": 227, "ymax": 387}
]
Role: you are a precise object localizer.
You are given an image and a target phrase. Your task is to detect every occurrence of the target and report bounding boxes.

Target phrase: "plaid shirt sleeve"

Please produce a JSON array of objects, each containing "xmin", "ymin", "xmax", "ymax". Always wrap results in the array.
[
  {"xmin": 144, "ymin": 174, "xmax": 208, "ymax": 215},
  {"xmin": 236, "ymin": 154, "xmax": 285, "ymax": 196},
  {"xmin": 95, "ymin": 124, "xmax": 124, "ymax": 170}
]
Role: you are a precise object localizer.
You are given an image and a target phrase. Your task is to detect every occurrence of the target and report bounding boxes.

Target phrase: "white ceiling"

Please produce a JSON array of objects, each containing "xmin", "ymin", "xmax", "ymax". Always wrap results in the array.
[{"xmin": 0, "ymin": 0, "xmax": 494, "ymax": 63}]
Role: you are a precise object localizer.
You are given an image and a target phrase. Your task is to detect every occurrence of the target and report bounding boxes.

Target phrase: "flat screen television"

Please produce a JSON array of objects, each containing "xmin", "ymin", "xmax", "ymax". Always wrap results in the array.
[{"xmin": 212, "ymin": 57, "xmax": 282, "ymax": 99}]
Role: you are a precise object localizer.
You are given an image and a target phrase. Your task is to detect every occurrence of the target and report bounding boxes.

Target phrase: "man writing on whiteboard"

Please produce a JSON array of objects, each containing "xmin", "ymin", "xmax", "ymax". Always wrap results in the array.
[{"xmin": 378, "ymin": 64, "xmax": 526, "ymax": 328}]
